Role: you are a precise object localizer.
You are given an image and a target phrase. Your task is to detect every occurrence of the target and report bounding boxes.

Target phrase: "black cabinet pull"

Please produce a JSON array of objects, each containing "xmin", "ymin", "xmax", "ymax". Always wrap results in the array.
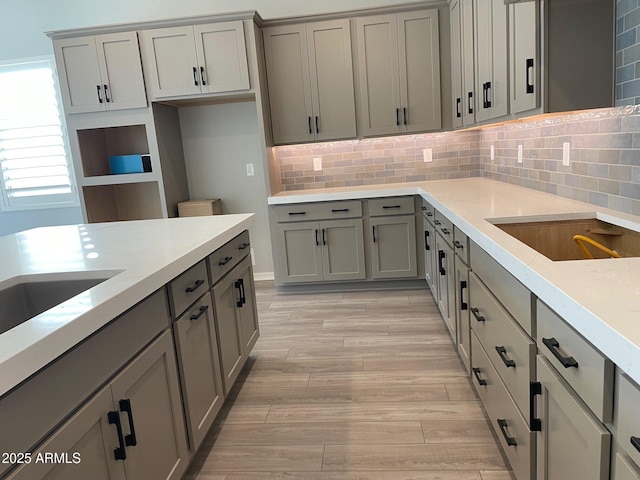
[
  {"xmin": 456, "ymin": 98, "xmax": 461, "ymax": 118},
  {"xmin": 460, "ymin": 280, "xmax": 467, "ymax": 310},
  {"xmin": 193, "ymin": 67, "xmax": 199, "ymax": 86},
  {"xmin": 372, "ymin": 225, "xmax": 377, "ymax": 243},
  {"xmin": 497, "ymin": 419, "xmax": 517, "ymax": 446},
  {"xmin": 441, "ymin": 228, "xmax": 451, "ymax": 235},
  {"xmin": 332, "ymin": 208, "xmax": 349, "ymax": 213},
  {"xmin": 434, "ymin": 219, "xmax": 441, "ymax": 225},
  {"xmin": 239, "ymin": 278, "xmax": 246, "ymax": 306},
  {"xmin": 472, "ymin": 367, "xmax": 487, "ymax": 386},
  {"xmin": 482, "ymin": 83, "xmax": 487, "ymax": 109},
  {"xmin": 239, "ymin": 242, "xmax": 250, "ymax": 250},
  {"xmin": 315, "ymin": 116, "xmax": 319, "ymax": 134},
  {"xmin": 486, "ymin": 81, "xmax": 492, "ymax": 108},
  {"xmin": 495, "ymin": 346, "xmax": 516, "ymax": 368},
  {"xmin": 426, "ymin": 212, "xmax": 433, "ymax": 217},
  {"xmin": 542, "ymin": 337, "xmax": 578, "ymax": 368},
  {"xmin": 185, "ymin": 279, "xmax": 204, "ymax": 292},
  {"xmin": 421, "ymin": 206, "xmax": 427, "ymax": 211},
  {"xmin": 403, "ymin": 107, "xmax": 407, "ymax": 125},
  {"xmin": 200, "ymin": 66, "xmax": 206, "ymax": 85},
  {"xmin": 218, "ymin": 256, "xmax": 233, "ymax": 267},
  {"xmin": 438, "ymin": 250, "xmax": 446, "ymax": 275},
  {"xmin": 383, "ymin": 205, "xmax": 401, "ymax": 209},
  {"xmin": 631, "ymin": 436, "xmax": 640, "ymax": 452},
  {"xmin": 96, "ymin": 85, "xmax": 103, "ymax": 104},
  {"xmin": 108, "ymin": 411, "xmax": 127, "ymax": 460},
  {"xmin": 395, "ymin": 108, "xmax": 400, "ymax": 126},
  {"xmin": 235, "ymin": 279, "xmax": 245, "ymax": 307},
  {"xmin": 119, "ymin": 399, "xmax": 137, "ymax": 447},
  {"xmin": 322, "ymin": 228, "xmax": 326, "ymax": 246},
  {"xmin": 315, "ymin": 229, "xmax": 319, "ymax": 246},
  {"xmin": 453, "ymin": 240, "xmax": 464, "ymax": 249},
  {"xmin": 530, "ymin": 382, "xmax": 542, "ymax": 431},
  {"xmin": 189, "ymin": 305, "xmax": 208, "ymax": 321},
  {"xmin": 289, "ymin": 211, "xmax": 306, "ymax": 216},
  {"xmin": 468, "ymin": 91, "xmax": 473, "ymax": 114},
  {"xmin": 308, "ymin": 116, "xmax": 312, "ymax": 135},
  {"xmin": 526, "ymin": 58, "xmax": 534, "ymax": 94},
  {"xmin": 104, "ymin": 85, "xmax": 110, "ymax": 103},
  {"xmin": 424, "ymin": 230, "xmax": 430, "ymax": 251},
  {"xmin": 471, "ymin": 307, "xmax": 485, "ymax": 322}
]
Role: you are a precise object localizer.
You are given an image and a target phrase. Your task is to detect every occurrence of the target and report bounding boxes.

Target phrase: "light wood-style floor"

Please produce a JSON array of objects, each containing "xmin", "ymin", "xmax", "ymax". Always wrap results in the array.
[{"xmin": 186, "ymin": 282, "xmax": 513, "ymax": 480}]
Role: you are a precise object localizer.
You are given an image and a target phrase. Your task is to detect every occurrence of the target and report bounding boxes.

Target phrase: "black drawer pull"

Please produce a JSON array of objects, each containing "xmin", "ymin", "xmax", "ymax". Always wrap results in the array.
[
  {"xmin": 471, "ymin": 307, "xmax": 485, "ymax": 322},
  {"xmin": 239, "ymin": 242, "xmax": 250, "ymax": 250},
  {"xmin": 185, "ymin": 279, "xmax": 204, "ymax": 293},
  {"xmin": 441, "ymin": 228, "xmax": 451, "ymax": 235},
  {"xmin": 218, "ymin": 256, "xmax": 233, "ymax": 267},
  {"xmin": 497, "ymin": 419, "xmax": 517, "ymax": 447},
  {"xmin": 108, "ymin": 411, "xmax": 127, "ymax": 460},
  {"xmin": 421, "ymin": 206, "xmax": 427, "ymax": 211},
  {"xmin": 424, "ymin": 230, "xmax": 430, "ymax": 251},
  {"xmin": 542, "ymin": 337, "xmax": 579, "ymax": 368},
  {"xmin": 434, "ymin": 219, "xmax": 441, "ymax": 225},
  {"xmin": 382, "ymin": 205, "xmax": 401, "ymax": 209},
  {"xmin": 119, "ymin": 399, "xmax": 137, "ymax": 447},
  {"xmin": 189, "ymin": 305, "xmax": 208, "ymax": 321},
  {"xmin": 631, "ymin": 436, "xmax": 640, "ymax": 452},
  {"xmin": 438, "ymin": 250, "xmax": 446, "ymax": 275},
  {"xmin": 472, "ymin": 367, "xmax": 487, "ymax": 386},
  {"xmin": 288, "ymin": 211, "xmax": 306, "ymax": 216},
  {"xmin": 495, "ymin": 346, "xmax": 516, "ymax": 368},
  {"xmin": 460, "ymin": 280, "xmax": 467, "ymax": 310},
  {"xmin": 332, "ymin": 208, "xmax": 349, "ymax": 213},
  {"xmin": 426, "ymin": 212, "xmax": 433, "ymax": 217},
  {"xmin": 453, "ymin": 240, "xmax": 464, "ymax": 249}
]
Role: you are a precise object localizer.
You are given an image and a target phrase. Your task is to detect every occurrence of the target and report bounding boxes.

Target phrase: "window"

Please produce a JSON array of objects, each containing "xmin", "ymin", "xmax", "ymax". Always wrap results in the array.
[{"xmin": 0, "ymin": 57, "xmax": 77, "ymax": 210}]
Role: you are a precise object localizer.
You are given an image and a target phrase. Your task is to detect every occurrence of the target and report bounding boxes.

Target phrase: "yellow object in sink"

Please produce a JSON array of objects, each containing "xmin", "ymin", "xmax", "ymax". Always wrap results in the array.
[{"xmin": 573, "ymin": 235, "xmax": 621, "ymax": 259}]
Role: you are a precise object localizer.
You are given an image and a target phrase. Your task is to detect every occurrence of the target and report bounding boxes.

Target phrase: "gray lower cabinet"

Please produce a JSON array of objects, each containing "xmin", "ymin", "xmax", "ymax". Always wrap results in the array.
[
  {"xmin": 454, "ymin": 254, "xmax": 470, "ymax": 374},
  {"xmin": 211, "ymin": 255, "xmax": 259, "ymax": 393},
  {"xmin": 434, "ymin": 231, "xmax": 455, "ymax": 337},
  {"xmin": 7, "ymin": 331, "xmax": 188, "ymax": 480},
  {"xmin": 276, "ymin": 219, "xmax": 366, "ymax": 283},
  {"xmin": 173, "ymin": 293, "xmax": 224, "ymax": 451},
  {"xmin": 369, "ymin": 216, "xmax": 417, "ymax": 279},
  {"xmin": 422, "ymin": 209, "xmax": 436, "ymax": 295},
  {"xmin": 535, "ymin": 355, "xmax": 611, "ymax": 480}
]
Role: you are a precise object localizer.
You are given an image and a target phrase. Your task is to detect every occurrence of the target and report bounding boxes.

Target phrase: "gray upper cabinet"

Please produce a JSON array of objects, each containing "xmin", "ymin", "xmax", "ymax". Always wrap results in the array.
[
  {"xmin": 450, "ymin": 0, "xmax": 475, "ymax": 127},
  {"xmin": 356, "ymin": 10, "xmax": 441, "ymax": 136},
  {"xmin": 263, "ymin": 19, "xmax": 356, "ymax": 145},
  {"xmin": 449, "ymin": 0, "xmax": 463, "ymax": 129},
  {"xmin": 140, "ymin": 21, "xmax": 249, "ymax": 99},
  {"xmin": 509, "ymin": 2, "xmax": 538, "ymax": 115},
  {"xmin": 54, "ymin": 32, "xmax": 147, "ymax": 114}
]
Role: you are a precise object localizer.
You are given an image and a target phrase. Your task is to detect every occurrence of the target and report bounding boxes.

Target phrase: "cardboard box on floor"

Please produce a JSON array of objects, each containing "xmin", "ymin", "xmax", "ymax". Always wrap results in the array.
[{"xmin": 178, "ymin": 199, "xmax": 222, "ymax": 217}]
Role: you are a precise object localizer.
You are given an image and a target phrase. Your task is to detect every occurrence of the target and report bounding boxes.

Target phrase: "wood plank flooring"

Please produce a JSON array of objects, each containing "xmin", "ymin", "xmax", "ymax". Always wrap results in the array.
[{"xmin": 186, "ymin": 282, "xmax": 513, "ymax": 480}]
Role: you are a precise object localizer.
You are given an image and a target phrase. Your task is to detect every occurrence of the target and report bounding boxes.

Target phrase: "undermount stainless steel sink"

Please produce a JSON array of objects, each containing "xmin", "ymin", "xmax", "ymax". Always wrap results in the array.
[{"xmin": 0, "ymin": 272, "xmax": 118, "ymax": 335}]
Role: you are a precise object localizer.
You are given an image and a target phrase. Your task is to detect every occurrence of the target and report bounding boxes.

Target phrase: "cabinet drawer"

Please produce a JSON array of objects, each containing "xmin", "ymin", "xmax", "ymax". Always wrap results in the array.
[
  {"xmin": 368, "ymin": 196, "xmax": 414, "ymax": 216},
  {"xmin": 469, "ymin": 272, "xmax": 536, "ymax": 420},
  {"xmin": 614, "ymin": 452, "xmax": 640, "ymax": 480},
  {"xmin": 168, "ymin": 259, "xmax": 209, "ymax": 318},
  {"xmin": 434, "ymin": 210, "xmax": 454, "ymax": 242},
  {"xmin": 615, "ymin": 372, "xmax": 640, "ymax": 466},
  {"xmin": 536, "ymin": 300, "xmax": 613, "ymax": 423},
  {"xmin": 471, "ymin": 332, "xmax": 534, "ymax": 480},
  {"xmin": 470, "ymin": 240, "xmax": 532, "ymax": 335},
  {"xmin": 420, "ymin": 198, "xmax": 435, "ymax": 223},
  {"xmin": 453, "ymin": 226, "xmax": 469, "ymax": 264},
  {"xmin": 275, "ymin": 201, "xmax": 362, "ymax": 222},
  {"xmin": 208, "ymin": 230, "xmax": 251, "ymax": 285}
]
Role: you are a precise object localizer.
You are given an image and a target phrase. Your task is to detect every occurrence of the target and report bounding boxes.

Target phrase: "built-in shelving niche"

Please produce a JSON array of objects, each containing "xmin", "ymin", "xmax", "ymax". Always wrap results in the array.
[{"xmin": 83, "ymin": 182, "xmax": 163, "ymax": 223}]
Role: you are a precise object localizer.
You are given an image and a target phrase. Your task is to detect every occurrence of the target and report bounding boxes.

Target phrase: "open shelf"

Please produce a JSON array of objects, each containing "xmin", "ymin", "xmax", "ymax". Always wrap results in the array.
[
  {"xmin": 81, "ymin": 173, "xmax": 157, "ymax": 187},
  {"xmin": 83, "ymin": 182, "xmax": 164, "ymax": 223},
  {"xmin": 77, "ymin": 124, "xmax": 151, "ymax": 177}
]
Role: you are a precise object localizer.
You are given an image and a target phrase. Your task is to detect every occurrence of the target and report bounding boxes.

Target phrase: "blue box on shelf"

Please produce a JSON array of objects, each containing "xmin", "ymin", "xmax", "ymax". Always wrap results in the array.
[{"xmin": 108, "ymin": 154, "xmax": 152, "ymax": 174}]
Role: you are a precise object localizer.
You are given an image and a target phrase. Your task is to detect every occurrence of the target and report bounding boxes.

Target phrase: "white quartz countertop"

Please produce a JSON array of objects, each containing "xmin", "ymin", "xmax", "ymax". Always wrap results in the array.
[
  {"xmin": 0, "ymin": 214, "xmax": 254, "ymax": 397},
  {"xmin": 269, "ymin": 178, "xmax": 640, "ymax": 385}
]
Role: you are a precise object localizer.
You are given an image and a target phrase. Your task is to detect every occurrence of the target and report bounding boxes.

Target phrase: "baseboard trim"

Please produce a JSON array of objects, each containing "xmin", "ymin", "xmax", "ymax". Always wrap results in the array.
[
  {"xmin": 275, "ymin": 278, "xmax": 428, "ymax": 295},
  {"xmin": 254, "ymin": 271, "xmax": 275, "ymax": 282}
]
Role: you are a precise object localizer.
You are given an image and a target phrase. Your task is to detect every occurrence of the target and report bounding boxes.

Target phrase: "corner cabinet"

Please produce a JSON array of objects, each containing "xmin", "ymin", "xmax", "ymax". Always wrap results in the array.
[
  {"xmin": 263, "ymin": 19, "xmax": 356, "ymax": 145},
  {"xmin": 356, "ymin": 9, "xmax": 441, "ymax": 136},
  {"xmin": 139, "ymin": 20, "xmax": 249, "ymax": 99},
  {"xmin": 53, "ymin": 32, "xmax": 147, "ymax": 114}
]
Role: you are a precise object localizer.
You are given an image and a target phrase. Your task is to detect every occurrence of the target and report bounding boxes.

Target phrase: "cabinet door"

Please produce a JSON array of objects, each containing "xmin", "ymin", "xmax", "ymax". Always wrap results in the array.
[
  {"xmin": 53, "ymin": 36, "xmax": 104, "ymax": 114},
  {"xmin": 211, "ymin": 273, "xmax": 245, "ymax": 393},
  {"xmin": 140, "ymin": 26, "xmax": 200, "ymax": 99},
  {"xmin": 95, "ymin": 32, "xmax": 147, "ymax": 111},
  {"xmin": 370, "ymin": 216, "xmax": 417, "ymax": 279},
  {"xmin": 536, "ymin": 355, "xmax": 611, "ymax": 480},
  {"xmin": 435, "ymin": 234, "xmax": 455, "ymax": 340},
  {"xmin": 194, "ymin": 21, "xmax": 250, "ymax": 94},
  {"xmin": 461, "ymin": 0, "xmax": 476, "ymax": 126},
  {"xmin": 356, "ymin": 14, "xmax": 402, "ymax": 137},
  {"xmin": 235, "ymin": 257, "xmax": 260, "ymax": 354},
  {"xmin": 423, "ymin": 217, "xmax": 437, "ymax": 296},
  {"xmin": 320, "ymin": 218, "xmax": 366, "ymax": 281},
  {"xmin": 307, "ymin": 19, "xmax": 357, "ymax": 141},
  {"xmin": 6, "ymin": 386, "xmax": 125, "ymax": 480},
  {"xmin": 474, "ymin": 0, "xmax": 508, "ymax": 122},
  {"xmin": 263, "ymin": 24, "xmax": 314, "ymax": 144},
  {"xmin": 173, "ymin": 294, "xmax": 224, "ymax": 451},
  {"xmin": 397, "ymin": 10, "xmax": 441, "ymax": 133},
  {"xmin": 455, "ymin": 255, "xmax": 470, "ymax": 374},
  {"xmin": 450, "ymin": 0, "xmax": 464, "ymax": 129},
  {"xmin": 509, "ymin": 2, "xmax": 538, "ymax": 114},
  {"xmin": 275, "ymin": 222, "xmax": 324, "ymax": 283},
  {"xmin": 110, "ymin": 331, "xmax": 189, "ymax": 480}
]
